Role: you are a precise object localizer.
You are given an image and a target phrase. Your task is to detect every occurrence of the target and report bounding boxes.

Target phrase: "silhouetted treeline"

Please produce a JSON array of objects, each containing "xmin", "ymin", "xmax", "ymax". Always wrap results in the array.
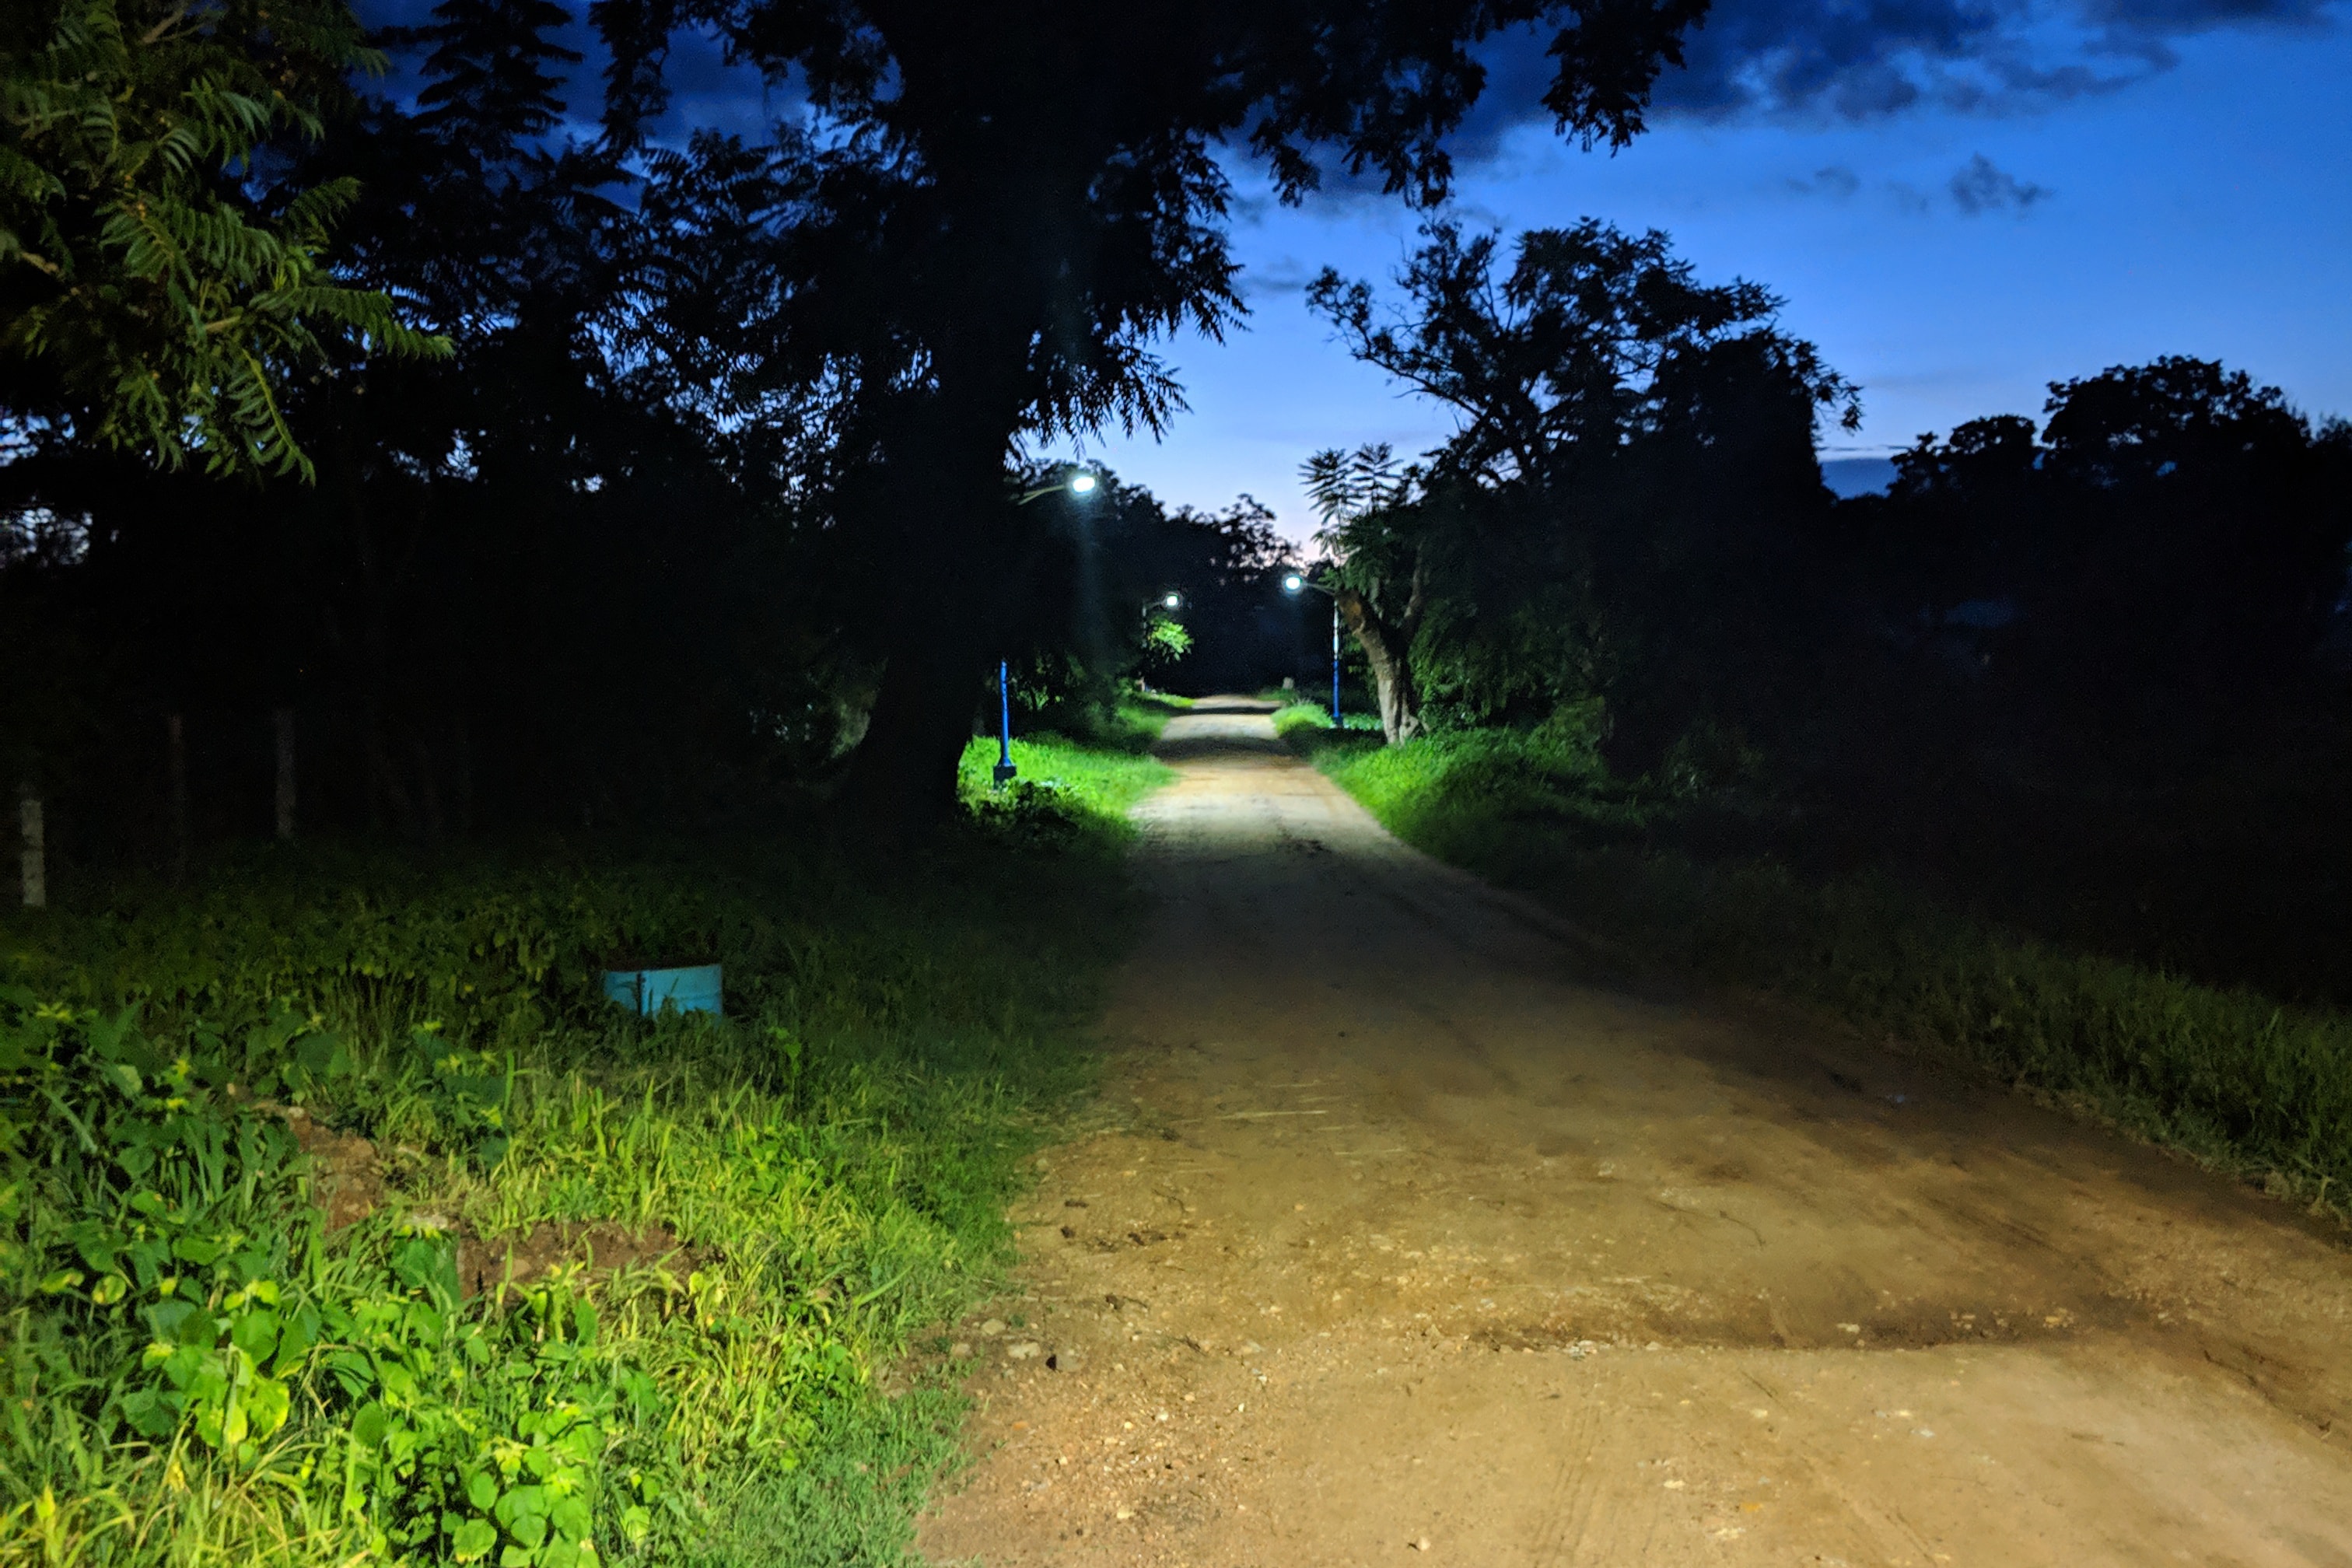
[
  {"xmin": 0, "ymin": 0, "xmax": 1299, "ymax": 871},
  {"xmin": 1843, "ymin": 359, "xmax": 2352, "ymax": 773},
  {"xmin": 1311, "ymin": 220, "xmax": 2352, "ymax": 791},
  {"xmin": 9, "ymin": 0, "xmax": 1717, "ymax": 837},
  {"xmin": 1304, "ymin": 219, "xmax": 1864, "ymax": 768}
]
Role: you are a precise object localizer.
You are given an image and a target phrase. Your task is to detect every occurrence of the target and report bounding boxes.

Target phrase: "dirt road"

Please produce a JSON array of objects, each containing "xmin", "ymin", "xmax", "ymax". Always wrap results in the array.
[{"xmin": 916, "ymin": 700, "xmax": 2352, "ymax": 1566}]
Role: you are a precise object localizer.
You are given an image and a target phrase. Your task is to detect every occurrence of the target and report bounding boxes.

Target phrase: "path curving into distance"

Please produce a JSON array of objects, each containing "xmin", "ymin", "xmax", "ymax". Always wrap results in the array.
[{"xmin": 919, "ymin": 698, "xmax": 2352, "ymax": 1566}]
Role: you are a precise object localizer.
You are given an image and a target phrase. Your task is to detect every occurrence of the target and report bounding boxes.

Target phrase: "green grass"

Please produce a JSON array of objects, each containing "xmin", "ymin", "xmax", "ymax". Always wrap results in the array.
[
  {"xmin": 1269, "ymin": 702, "xmax": 1381, "ymax": 740},
  {"xmin": 0, "ymin": 733, "xmax": 1170, "ymax": 1566},
  {"xmin": 1297, "ymin": 723, "xmax": 2352, "ymax": 1214},
  {"xmin": 957, "ymin": 723, "xmax": 1175, "ymax": 817}
]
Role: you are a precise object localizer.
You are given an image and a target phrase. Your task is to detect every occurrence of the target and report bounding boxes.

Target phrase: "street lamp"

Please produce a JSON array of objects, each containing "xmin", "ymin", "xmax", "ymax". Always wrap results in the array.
[
  {"xmin": 1017, "ymin": 467, "xmax": 1101, "ymax": 506},
  {"xmin": 994, "ymin": 468, "xmax": 1102, "ymax": 786},
  {"xmin": 1283, "ymin": 572, "xmax": 1342, "ymax": 725}
]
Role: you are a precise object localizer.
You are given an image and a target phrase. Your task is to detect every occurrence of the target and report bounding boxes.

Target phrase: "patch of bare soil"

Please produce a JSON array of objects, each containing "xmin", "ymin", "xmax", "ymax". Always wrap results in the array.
[
  {"xmin": 917, "ymin": 701, "xmax": 2352, "ymax": 1567},
  {"xmin": 457, "ymin": 1221, "xmax": 694, "ymax": 1301},
  {"xmin": 279, "ymin": 1109, "xmax": 692, "ymax": 1298},
  {"xmin": 285, "ymin": 1108, "xmax": 387, "ymax": 1232}
]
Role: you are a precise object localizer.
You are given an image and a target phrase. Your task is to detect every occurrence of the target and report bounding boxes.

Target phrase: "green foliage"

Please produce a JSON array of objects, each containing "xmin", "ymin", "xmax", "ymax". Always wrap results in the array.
[
  {"xmin": 0, "ymin": 0, "xmax": 446, "ymax": 476},
  {"xmin": 1270, "ymin": 702, "xmax": 1329, "ymax": 740},
  {"xmin": 0, "ymin": 992, "xmax": 659, "ymax": 1566},
  {"xmin": 1139, "ymin": 614, "xmax": 1193, "ymax": 669},
  {"xmin": 0, "ymin": 853, "xmax": 705, "ymax": 1049},
  {"xmin": 958, "ymin": 728, "xmax": 1174, "ymax": 824},
  {"xmin": 0, "ymin": 761, "xmax": 1158, "ymax": 1564},
  {"xmin": 403, "ymin": 1023, "xmax": 513, "ymax": 1170},
  {"xmin": 1114, "ymin": 691, "xmax": 1190, "ymax": 734},
  {"xmin": 1309, "ymin": 723, "xmax": 2352, "ymax": 1209}
]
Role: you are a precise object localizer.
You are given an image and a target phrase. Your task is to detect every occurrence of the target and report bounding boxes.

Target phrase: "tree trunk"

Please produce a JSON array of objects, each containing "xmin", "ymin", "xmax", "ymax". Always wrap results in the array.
[
  {"xmin": 838, "ymin": 466, "xmax": 1003, "ymax": 831},
  {"xmin": 1335, "ymin": 589, "xmax": 1423, "ymax": 744},
  {"xmin": 844, "ymin": 625, "xmax": 986, "ymax": 828},
  {"xmin": 839, "ymin": 323, "xmax": 1034, "ymax": 832}
]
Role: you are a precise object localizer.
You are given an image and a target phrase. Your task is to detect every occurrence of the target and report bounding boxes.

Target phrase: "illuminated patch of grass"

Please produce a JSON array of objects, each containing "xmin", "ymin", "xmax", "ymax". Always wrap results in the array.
[
  {"xmin": 957, "ymin": 730, "xmax": 1174, "ymax": 825},
  {"xmin": 1269, "ymin": 702, "xmax": 1380, "ymax": 741}
]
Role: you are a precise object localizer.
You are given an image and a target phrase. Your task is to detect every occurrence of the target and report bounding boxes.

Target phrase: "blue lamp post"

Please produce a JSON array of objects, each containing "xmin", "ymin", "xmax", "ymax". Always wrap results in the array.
[
  {"xmin": 995, "ymin": 468, "xmax": 1101, "ymax": 786},
  {"xmin": 1283, "ymin": 572, "xmax": 1342, "ymax": 725},
  {"xmin": 995, "ymin": 659, "xmax": 1018, "ymax": 786}
]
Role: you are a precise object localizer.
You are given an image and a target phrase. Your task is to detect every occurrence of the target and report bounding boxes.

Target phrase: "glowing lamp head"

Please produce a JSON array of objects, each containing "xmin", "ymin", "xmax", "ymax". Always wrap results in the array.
[
  {"xmin": 1163, "ymin": 592, "xmax": 1181, "ymax": 609},
  {"xmin": 1283, "ymin": 573, "xmax": 1304, "ymax": 593},
  {"xmin": 1068, "ymin": 472, "xmax": 1097, "ymax": 495}
]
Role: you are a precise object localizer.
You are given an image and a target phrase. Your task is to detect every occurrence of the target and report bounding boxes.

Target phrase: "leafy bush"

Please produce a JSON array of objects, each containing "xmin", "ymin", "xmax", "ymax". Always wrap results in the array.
[
  {"xmin": 957, "ymin": 729, "xmax": 1174, "ymax": 815},
  {"xmin": 0, "ymin": 995, "xmax": 656, "ymax": 1567}
]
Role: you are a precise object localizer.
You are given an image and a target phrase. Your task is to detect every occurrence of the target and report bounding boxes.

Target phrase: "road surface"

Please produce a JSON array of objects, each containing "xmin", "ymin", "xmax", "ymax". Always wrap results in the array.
[{"xmin": 918, "ymin": 699, "xmax": 2352, "ymax": 1566}]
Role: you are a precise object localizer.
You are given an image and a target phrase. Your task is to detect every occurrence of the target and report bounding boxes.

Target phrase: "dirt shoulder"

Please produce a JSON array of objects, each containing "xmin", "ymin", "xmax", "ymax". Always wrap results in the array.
[{"xmin": 916, "ymin": 701, "xmax": 2352, "ymax": 1566}]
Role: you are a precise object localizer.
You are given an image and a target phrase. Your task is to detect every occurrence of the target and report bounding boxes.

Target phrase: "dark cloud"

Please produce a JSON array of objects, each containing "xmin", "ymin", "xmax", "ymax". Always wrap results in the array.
[
  {"xmin": 1784, "ymin": 163, "xmax": 1864, "ymax": 198},
  {"xmin": 1236, "ymin": 257, "xmax": 1320, "ymax": 299},
  {"xmin": 1948, "ymin": 152, "xmax": 2053, "ymax": 212},
  {"xmin": 1444, "ymin": 0, "xmax": 2333, "ymax": 156},
  {"xmin": 1661, "ymin": 0, "xmax": 2333, "ymax": 120}
]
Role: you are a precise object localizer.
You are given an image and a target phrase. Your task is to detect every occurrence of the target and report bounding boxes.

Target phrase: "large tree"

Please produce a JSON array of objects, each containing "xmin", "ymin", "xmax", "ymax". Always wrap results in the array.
[
  {"xmin": 587, "ymin": 0, "xmax": 1710, "ymax": 821},
  {"xmin": 1309, "ymin": 218, "xmax": 1857, "ymax": 765},
  {"xmin": 1302, "ymin": 441, "xmax": 1430, "ymax": 743}
]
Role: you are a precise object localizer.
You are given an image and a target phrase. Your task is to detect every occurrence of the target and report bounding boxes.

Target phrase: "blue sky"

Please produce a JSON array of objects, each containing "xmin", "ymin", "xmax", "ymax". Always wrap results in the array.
[{"xmin": 1062, "ymin": 5, "xmax": 2352, "ymax": 536}]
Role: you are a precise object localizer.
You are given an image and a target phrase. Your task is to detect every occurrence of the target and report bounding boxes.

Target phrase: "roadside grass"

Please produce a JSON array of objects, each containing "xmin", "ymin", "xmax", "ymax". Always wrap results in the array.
[
  {"xmin": 1269, "ymin": 703, "xmax": 1381, "ymax": 741},
  {"xmin": 958, "ymin": 723, "xmax": 1176, "ymax": 817},
  {"xmin": 1002, "ymin": 693, "xmax": 1189, "ymax": 765},
  {"xmin": 1293, "ymin": 723, "xmax": 2352, "ymax": 1214},
  {"xmin": 0, "ymin": 735, "xmax": 1168, "ymax": 1567},
  {"xmin": 1100, "ymin": 694, "xmax": 1189, "ymax": 751}
]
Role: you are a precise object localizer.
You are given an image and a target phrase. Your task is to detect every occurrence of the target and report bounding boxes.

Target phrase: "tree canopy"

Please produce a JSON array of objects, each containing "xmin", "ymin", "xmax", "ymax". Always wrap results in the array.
[{"xmin": 1, "ymin": 0, "xmax": 445, "ymax": 476}]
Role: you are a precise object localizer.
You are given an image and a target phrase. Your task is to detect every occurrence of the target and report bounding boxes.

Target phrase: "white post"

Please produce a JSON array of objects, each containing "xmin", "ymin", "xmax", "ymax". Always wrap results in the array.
[
  {"xmin": 274, "ymin": 708, "xmax": 296, "ymax": 842},
  {"xmin": 18, "ymin": 787, "xmax": 44, "ymax": 910}
]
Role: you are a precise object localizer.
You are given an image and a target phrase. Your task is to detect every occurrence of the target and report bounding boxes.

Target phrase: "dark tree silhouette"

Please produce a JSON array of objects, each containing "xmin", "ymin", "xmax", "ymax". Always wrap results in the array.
[
  {"xmin": 585, "ymin": 0, "xmax": 1710, "ymax": 821},
  {"xmin": 2020, "ymin": 358, "xmax": 2352, "ymax": 742},
  {"xmin": 1309, "ymin": 218, "xmax": 1858, "ymax": 766},
  {"xmin": 1883, "ymin": 415, "xmax": 2039, "ymax": 615}
]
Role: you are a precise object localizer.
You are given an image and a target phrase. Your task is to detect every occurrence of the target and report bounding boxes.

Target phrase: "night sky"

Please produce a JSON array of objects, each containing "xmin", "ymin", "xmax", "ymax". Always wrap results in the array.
[{"xmin": 364, "ymin": 0, "xmax": 2352, "ymax": 537}]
